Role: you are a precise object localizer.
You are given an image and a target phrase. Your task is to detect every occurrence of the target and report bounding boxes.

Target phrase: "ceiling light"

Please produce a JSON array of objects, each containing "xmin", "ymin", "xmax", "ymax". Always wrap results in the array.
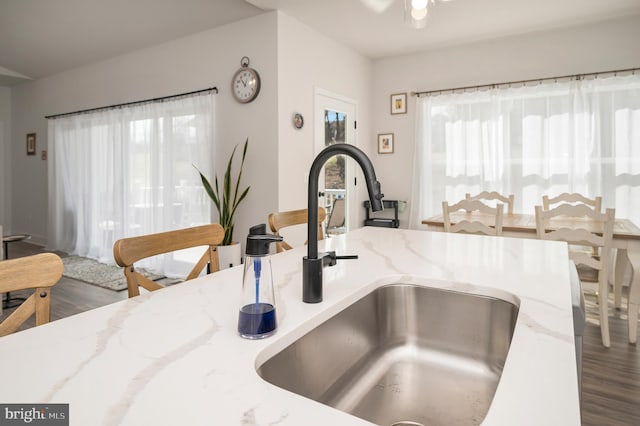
[
  {"xmin": 405, "ymin": 0, "xmax": 452, "ymax": 29},
  {"xmin": 411, "ymin": 7, "xmax": 428, "ymax": 20}
]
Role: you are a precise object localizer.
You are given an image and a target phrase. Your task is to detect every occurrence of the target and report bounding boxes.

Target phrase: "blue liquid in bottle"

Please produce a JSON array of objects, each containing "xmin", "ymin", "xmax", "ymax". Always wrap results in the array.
[{"xmin": 238, "ymin": 303, "xmax": 276, "ymax": 339}]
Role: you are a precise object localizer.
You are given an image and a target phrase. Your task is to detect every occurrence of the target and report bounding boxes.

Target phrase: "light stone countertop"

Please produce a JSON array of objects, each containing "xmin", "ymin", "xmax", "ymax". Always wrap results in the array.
[{"xmin": 0, "ymin": 227, "xmax": 580, "ymax": 425}]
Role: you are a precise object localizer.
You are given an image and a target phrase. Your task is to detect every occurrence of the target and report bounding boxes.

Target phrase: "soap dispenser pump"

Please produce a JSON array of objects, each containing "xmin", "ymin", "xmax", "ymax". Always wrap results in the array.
[{"xmin": 237, "ymin": 224, "xmax": 283, "ymax": 339}]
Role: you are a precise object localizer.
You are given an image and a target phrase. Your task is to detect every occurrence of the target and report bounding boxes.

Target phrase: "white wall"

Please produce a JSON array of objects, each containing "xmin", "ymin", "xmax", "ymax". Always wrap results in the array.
[
  {"xmin": 10, "ymin": 10, "xmax": 376, "ymax": 251},
  {"xmin": 10, "ymin": 13, "xmax": 279, "ymax": 246},
  {"xmin": 276, "ymin": 12, "xmax": 373, "ymax": 227},
  {"xmin": 0, "ymin": 87, "xmax": 10, "ymax": 232},
  {"xmin": 9, "ymin": 11, "xmax": 640, "ymax": 246},
  {"xmin": 372, "ymin": 15, "xmax": 640, "ymax": 228}
]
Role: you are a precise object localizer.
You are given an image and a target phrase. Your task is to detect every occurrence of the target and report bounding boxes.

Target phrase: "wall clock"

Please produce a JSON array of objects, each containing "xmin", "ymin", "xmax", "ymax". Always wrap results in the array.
[{"xmin": 232, "ymin": 56, "xmax": 261, "ymax": 103}]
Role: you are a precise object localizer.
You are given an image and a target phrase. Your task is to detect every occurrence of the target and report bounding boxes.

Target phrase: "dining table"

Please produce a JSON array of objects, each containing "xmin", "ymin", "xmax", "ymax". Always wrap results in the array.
[{"xmin": 423, "ymin": 212, "xmax": 640, "ymax": 344}]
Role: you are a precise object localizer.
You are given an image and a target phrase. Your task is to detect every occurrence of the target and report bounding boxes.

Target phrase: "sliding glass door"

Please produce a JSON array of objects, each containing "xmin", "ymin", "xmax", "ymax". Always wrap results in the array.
[{"xmin": 48, "ymin": 92, "xmax": 215, "ymax": 276}]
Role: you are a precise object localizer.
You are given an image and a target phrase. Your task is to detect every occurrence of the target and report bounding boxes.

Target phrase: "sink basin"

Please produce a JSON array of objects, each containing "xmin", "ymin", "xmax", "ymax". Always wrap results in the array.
[{"xmin": 257, "ymin": 284, "xmax": 519, "ymax": 426}]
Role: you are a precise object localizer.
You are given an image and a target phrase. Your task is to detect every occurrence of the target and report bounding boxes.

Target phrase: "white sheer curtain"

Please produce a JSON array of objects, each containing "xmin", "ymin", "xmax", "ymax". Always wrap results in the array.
[
  {"xmin": 409, "ymin": 74, "xmax": 640, "ymax": 228},
  {"xmin": 48, "ymin": 92, "xmax": 215, "ymax": 275}
]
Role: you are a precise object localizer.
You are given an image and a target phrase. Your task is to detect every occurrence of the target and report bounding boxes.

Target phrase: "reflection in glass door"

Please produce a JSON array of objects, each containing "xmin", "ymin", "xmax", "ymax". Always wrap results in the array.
[
  {"xmin": 314, "ymin": 90, "xmax": 356, "ymax": 235},
  {"xmin": 323, "ymin": 109, "xmax": 347, "ymax": 235}
]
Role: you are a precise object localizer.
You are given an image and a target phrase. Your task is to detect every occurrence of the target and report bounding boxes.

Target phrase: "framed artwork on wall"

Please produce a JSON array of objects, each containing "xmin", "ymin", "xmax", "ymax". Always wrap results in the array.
[
  {"xmin": 378, "ymin": 133, "xmax": 394, "ymax": 154},
  {"xmin": 390, "ymin": 93, "xmax": 407, "ymax": 114},
  {"xmin": 26, "ymin": 133, "xmax": 36, "ymax": 155}
]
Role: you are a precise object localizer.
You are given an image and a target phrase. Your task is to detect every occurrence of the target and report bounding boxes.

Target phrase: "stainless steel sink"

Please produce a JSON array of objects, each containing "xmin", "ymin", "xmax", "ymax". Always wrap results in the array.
[{"xmin": 257, "ymin": 284, "xmax": 519, "ymax": 426}]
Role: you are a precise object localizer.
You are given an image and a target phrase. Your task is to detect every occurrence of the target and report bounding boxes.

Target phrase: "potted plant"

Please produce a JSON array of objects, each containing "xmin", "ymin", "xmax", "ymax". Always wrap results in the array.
[{"xmin": 196, "ymin": 138, "xmax": 250, "ymax": 268}]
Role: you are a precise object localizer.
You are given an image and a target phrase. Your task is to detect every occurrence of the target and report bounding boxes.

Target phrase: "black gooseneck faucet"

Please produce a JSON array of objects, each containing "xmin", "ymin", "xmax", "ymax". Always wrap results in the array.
[{"xmin": 303, "ymin": 144, "xmax": 384, "ymax": 303}]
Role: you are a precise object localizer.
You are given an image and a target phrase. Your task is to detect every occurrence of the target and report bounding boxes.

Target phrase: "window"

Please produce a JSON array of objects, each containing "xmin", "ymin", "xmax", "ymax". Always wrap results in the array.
[
  {"xmin": 48, "ymin": 92, "xmax": 215, "ymax": 276},
  {"xmin": 409, "ymin": 74, "xmax": 640, "ymax": 227}
]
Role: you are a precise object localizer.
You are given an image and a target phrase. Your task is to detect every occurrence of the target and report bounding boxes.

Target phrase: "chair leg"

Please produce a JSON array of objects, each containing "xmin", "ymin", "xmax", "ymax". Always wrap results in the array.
[
  {"xmin": 628, "ymin": 273, "xmax": 640, "ymax": 344},
  {"xmin": 629, "ymin": 302, "xmax": 639, "ymax": 345},
  {"xmin": 598, "ymin": 280, "xmax": 611, "ymax": 348},
  {"xmin": 614, "ymin": 248, "xmax": 627, "ymax": 310},
  {"xmin": 627, "ymin": 253, "xmax": 639, "ymax": 345}
]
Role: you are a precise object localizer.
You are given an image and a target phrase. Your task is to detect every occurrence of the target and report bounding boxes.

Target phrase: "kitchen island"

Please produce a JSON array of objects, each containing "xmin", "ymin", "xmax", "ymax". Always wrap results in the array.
[{"xmin": 0, "ymin": 227, "xmax": 580, "ymax": 425}]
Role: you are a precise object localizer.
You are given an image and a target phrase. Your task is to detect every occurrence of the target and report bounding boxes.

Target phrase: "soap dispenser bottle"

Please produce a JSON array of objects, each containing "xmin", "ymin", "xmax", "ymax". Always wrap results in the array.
[{"xmin": 237, "ymin": 224, "xmax": 283, "ymax": 339}]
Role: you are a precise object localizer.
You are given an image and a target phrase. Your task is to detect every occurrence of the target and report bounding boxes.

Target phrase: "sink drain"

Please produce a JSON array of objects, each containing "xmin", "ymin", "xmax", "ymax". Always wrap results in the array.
[{"xmin": 390, "ymin": 422, "xmax": 425, "ymax": 426}]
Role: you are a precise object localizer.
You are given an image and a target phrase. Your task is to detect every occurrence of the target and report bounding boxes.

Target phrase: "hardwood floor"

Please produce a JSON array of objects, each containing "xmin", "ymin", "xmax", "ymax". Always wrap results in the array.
[
  {"xmin": 1, "ymin": 241, "xmax": 127, "ymax": 330},
  {"xmin": 582, "ymin": 297, "xmax": 640, "ymax": 425},
  {"xmin": 2, "ymin": 242, "xmax": 639, "ymax": 424}
]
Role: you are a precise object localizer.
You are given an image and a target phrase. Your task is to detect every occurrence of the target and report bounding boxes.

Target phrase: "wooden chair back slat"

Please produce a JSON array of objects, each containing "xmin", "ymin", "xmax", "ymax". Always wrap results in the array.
[
  {"xmin": 268, "ymin": 208, "xmax": 326, "ymax": 253},
  {"xmin": 443, "ymin": 199, "xmax": 504, "ymax": 236},
  {"xmin": 0, "ymin": 253, "xmax": 63, "ymax": 337},
  {"xmin": 542, "ymin": 193, "xmax": 602, "ymax": 212},
  {"xmin": 113, "ymin": 224, "xmax": 224, "ymax": 298},
  {"xmin": 465, "ymin": 191, "xmax": 515, "ymax": 215},
  {"xmin": 186, "ymin": 248, "xmax": 219, "ymax": 281}
]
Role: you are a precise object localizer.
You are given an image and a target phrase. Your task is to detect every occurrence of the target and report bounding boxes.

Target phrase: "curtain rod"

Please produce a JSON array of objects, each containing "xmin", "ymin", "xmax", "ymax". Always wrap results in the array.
[
  {"xmin": 45, "ymin": 86, "xmax": 218, "ymax": 119},
  {"xmin": 411, "ymin": 67, "xmax": 640, "ymax": 97}
]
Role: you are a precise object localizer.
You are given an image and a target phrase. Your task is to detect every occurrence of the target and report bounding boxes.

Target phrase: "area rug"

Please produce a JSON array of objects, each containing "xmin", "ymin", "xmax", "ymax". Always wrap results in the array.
[{"xmin": 62, "ymin": 256, "xmax": 164, "ymax": 292}]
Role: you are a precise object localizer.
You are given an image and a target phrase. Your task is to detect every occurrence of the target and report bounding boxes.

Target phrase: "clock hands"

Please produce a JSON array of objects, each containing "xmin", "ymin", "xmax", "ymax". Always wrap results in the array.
[{"xmin": 238, "ymin": 75, "xmax": 255, "ymax": 90}]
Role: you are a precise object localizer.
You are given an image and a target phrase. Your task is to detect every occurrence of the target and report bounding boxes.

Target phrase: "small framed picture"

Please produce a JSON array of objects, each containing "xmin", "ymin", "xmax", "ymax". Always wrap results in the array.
[
  {"xmin": 390, "ymin": 93, "xmax": 407, "ymax": 115},
  {"xmin": 378, "ymin": 133, "xmax": 394, "ymax": 154},
  {"xmin": 26, "ymin": 133, "xmax": 36, "ymax": 155}
]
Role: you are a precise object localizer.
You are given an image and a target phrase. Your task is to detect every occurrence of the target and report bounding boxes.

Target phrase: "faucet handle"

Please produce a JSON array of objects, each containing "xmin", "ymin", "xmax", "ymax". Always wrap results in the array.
[
  {"xmin": 321, "ymin": 251, "xmax": 336, "ymax": 267},
  {"xmin": 335, "ymin": 255, "xmax": 358, "ymax": 260},
  {"xmin": 321, "ymin": 251, "xmax": 358, "ymax": 267}
]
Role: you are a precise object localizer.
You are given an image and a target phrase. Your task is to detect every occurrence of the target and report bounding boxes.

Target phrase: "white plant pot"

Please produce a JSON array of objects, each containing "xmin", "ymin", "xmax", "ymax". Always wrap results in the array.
[{"xmin": 218, "ymin": 243, "xmax": 242, "ymax": 270}]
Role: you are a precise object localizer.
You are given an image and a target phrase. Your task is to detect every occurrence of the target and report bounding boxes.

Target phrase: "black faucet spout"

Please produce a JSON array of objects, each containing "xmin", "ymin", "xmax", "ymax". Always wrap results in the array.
[{"xmin": 303, "ymin": 144, "xmax": 384, "ymax": 303}]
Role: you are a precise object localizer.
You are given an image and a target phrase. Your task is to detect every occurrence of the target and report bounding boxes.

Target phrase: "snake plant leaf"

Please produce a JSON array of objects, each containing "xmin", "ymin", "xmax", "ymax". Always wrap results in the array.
[
  {"xmin": 194, "ymin": 139, "xmax": 250, "ymax": 246},
  {"xmin": 229, "ymin": 186, "xmax": 250, "ymax": 222},
  {"xmin": 233, "ymin": 139, "xmax": 249, "ymax": 205},
  {"xmin": 195, "ymin": 167, "xmax": 220, "ymax": 212}
]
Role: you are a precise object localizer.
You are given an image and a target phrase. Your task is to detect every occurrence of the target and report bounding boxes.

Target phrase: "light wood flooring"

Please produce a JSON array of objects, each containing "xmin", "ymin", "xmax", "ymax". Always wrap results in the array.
[
  {"xmin": 1, "ymin": 241, "xmax": 128, "ymax": 330},
  {"xmin": 2, "ymin": 241, "xmax": 639, "ymax": 425}
]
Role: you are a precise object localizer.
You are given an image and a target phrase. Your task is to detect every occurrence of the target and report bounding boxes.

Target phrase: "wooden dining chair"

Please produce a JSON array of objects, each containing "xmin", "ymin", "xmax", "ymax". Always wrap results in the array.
[
  {"xmin": 113, "ymin": 224, "xmax": 225, "ymax": 298},
  {"xmin": 268, "ymin": 207, "xmax": 326, "ymax": 253},
  {"xmin": 442, "ymin": 199, "xmax": 504, "ymax": 236},
  {"xmin": 543, "ymin": 193, "xmax": 604, "ymax": 272},
  {"xmin": 542, "ymin": 193, "xmax": 602, "ymax": 212},
  {"xmin": 0, "ymin": 253, "xmax": 64, "ymax": 337},
  {"xmin": 465, "ymin": 191, "xmax": 515, "ymax": 215},
  {"xmin": 535, "ymin": 204, "xmax": 615, "ymax": 347}
]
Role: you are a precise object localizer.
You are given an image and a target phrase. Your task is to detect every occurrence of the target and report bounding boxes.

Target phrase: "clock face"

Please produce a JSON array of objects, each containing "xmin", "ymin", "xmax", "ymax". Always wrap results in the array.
[{"xmin": 232, "ymin": 68, "xmax": 260, "ymax": 103}]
